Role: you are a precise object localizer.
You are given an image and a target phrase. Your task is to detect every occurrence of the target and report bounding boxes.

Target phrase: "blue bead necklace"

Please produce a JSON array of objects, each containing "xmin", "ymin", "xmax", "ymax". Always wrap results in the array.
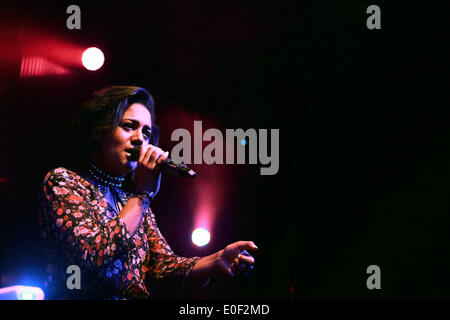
[{"xmin": 87, "ymin": 163, "xmax": 130, "ymax": 207}]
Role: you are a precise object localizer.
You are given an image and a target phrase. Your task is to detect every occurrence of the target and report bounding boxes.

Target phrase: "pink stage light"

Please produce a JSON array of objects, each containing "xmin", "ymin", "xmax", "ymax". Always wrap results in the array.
[
  {"xmin": 20, "ymin": 56, "xmax": 70, "ymax": 78},
  {"xmin": 81, "ymin": 47, "xmax": 104, "ymax": 71}
]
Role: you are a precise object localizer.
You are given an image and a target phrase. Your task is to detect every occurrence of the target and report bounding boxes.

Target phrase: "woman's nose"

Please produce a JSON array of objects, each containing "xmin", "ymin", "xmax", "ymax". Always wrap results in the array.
[{"xmin": 131, "ymin": 132, "xmax": 144, "ymax": 145}]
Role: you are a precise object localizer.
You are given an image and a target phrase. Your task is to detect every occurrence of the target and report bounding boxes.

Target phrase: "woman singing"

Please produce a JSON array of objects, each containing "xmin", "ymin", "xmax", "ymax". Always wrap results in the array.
[{"xmin": 38, "ymin": 86, "xmax": 258, "ymax": 299}]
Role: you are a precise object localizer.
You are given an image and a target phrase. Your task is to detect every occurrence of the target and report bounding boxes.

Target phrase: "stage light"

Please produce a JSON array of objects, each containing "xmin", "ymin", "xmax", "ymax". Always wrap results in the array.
[
  {"xmin": 19, "ymin": 291, "xmax": 36, "ymax": 300},
  {"xmin": 81, "ymin": 47, "xmax": 104, "ymax": 71},
  {"xmin": 20, "ymin": 56, "xmax": 70, "ymax": 78},
  {"xmin": 0, "ymin": 285, "xmax": 44, "ymax": 300},
  {"xmin": 192, "ymin": 228, "xmax": 211, "ymax": 247}
]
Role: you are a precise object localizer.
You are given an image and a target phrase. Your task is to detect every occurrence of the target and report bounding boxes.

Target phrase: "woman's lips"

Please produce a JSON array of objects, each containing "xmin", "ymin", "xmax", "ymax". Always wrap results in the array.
[{"xmin": 124, "ymin": 150, "xmax": 134, "ymax": 160}]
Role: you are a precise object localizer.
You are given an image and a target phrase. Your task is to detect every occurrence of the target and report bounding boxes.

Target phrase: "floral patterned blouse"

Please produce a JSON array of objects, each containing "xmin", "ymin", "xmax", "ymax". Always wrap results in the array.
[{"xmin": 38, "ymin": 167, "xmax": 200, "ymax": 299}]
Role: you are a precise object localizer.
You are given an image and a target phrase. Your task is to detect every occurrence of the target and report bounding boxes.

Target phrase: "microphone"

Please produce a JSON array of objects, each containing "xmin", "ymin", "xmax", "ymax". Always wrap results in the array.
[{"xmin": 128, "ymin": 146, "xmax": 196, "ymax": 178}]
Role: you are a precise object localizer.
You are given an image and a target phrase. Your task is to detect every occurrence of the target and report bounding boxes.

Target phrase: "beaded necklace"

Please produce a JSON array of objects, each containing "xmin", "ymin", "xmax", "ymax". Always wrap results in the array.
[{"xmin": 87, "ymin": 163, "xmax": 131, "ymax": 207}]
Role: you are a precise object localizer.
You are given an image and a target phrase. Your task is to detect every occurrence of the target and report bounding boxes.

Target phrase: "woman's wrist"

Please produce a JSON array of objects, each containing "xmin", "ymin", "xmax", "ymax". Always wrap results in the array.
[
  {"xmin": 133, "ymin": 191, "xmax": 153, "ymax": 208},
  {"xmin": 135, "ymin": 190, "xmax": 154, "ymax": 199},
  {"xmin": 190, "ymin": 252, "xmax": 221, "ymax": 285}
]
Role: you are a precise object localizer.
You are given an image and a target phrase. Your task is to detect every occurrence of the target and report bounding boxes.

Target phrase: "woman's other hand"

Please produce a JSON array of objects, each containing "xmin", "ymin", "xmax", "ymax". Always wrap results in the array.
[
  {"xmin": 190, "ymin": 241, "xmax": 258, "ymax": 285},
  {"xmin": 216, "ymin": 241, "xmax": 258, "ymax": 278}
]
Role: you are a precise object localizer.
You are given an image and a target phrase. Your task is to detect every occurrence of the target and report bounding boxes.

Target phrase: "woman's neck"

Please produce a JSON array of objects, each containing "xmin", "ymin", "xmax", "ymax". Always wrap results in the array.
[
  {"xmin": 87, "ymin": 162, "xmax": 125, "ymax": 188},
  {"xmin": 90, "ymin": 154, "xmax": 126, "ymax": 178}
]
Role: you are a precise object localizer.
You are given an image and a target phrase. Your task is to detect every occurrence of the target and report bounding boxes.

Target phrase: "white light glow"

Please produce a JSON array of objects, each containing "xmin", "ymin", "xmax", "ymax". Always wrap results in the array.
[
  {"xmin": 81, "ymin": 47, "xmax": 105, "ymax": 71},
  {"xmin": 19, "ymin": 292, "xmax": 36, "ymax": 300},
  {"xmin": 191, "ymin": 228, "xmax": 211, "ymax": 247},
  {"xmin": 0, "ymin": 285, "xmax": 44, "ymax": 300}
]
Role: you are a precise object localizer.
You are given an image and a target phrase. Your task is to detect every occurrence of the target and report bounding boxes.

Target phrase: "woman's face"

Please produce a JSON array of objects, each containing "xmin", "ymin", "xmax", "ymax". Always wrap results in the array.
[{"xmin": 92, "ymin": 103, "xmax": 152, "ymax": 176}]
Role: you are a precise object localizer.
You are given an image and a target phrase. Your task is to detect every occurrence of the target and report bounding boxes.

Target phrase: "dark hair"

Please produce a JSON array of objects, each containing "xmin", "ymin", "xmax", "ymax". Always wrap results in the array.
[{"xmin": 70, "ymin": 86, "xmax": 159, "ymax": 166}]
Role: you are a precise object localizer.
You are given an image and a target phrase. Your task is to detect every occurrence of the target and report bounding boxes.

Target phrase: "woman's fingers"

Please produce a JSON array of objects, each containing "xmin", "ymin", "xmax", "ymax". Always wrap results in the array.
[
  {"xmin": 138, "ymin": 145, "xmax": 147, "ymax": 163},
  {"xmin": 139, "ymin": 145, "xmax": 168, "ymax": 170},
  {"xmin": 235, "ymin": 241, "xmax": 258, "ymax": 253},
  {"xmin": 238, "ymin": 253, "xmax": 255, "ymax": 265},
  {"xmin": 158, "ymin": 151, "xmax": 169, "ymax": 164},
  {"xmin": 220, "ymin": 240, "xmax": 258, "ymax": 278},
  {"xmin": 232, "ymin": 258, "xmax": 244, "ymax": 271},
  {"xmin": 141, "ymin": 146, "xmax": 153, "ymax": 167},
  {"xmin": 232, "ymin": 258, "xmax": 249, "ymax": 271},
  {"xmin": 228, "ymin": 251, "xmax": 256, "ymax": 278},
  {"xmin": 227, "ymin": 266, "xmax": 236, "ymax": 278}
]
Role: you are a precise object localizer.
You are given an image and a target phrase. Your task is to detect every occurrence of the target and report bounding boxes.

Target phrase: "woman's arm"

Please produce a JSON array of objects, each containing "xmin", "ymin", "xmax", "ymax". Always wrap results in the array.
[
  {"xmin": 41, "ymin": 168, "xmax": 134, "ymax": 270},
  {"xmin": 145, "ymin": 210, "xmax": 201, "ymax": 280},
  {"xmin": 117, "ymin": 195, "xmax": 150, "ymax": 236},
  {"xmin": 144, "ymin": 209, "xmax": 258, "ymax": 285}
]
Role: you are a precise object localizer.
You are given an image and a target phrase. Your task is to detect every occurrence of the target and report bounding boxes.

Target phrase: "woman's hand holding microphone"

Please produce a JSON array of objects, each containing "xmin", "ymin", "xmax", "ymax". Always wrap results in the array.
[
  {"xmin": 134, "ymin": 144, "xmax": 169, "ymax": 196},
  {"xmin": 118, "ymin": 144, "xmax": 168, "ymax": 236}
]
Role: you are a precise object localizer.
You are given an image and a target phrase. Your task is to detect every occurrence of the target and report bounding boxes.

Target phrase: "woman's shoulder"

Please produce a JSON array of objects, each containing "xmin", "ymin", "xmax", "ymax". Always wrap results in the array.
[
  {"xmin": 41, "ymin": 167, "xmax": 95, "ymax": 201},
  {"xmin": 43, "ymin": 167, "xmax": 84, "ymax": 185}
]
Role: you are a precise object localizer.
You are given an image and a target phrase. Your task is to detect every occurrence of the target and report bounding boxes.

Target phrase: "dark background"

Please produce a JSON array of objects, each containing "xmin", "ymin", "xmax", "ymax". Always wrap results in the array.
[{"xmin": 0, "ymin": 0, "xmax": 448, "ymax": 299}]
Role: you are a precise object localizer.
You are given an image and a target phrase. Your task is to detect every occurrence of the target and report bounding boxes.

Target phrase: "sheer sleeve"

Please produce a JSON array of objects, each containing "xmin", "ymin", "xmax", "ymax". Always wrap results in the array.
[
  {"xmin": 40, "ymin": 168, "xmax": 134, "ymax": 271},
  {"xmin": 145, "ymin": 209, "xmax": 200, "ymax": 280}
]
